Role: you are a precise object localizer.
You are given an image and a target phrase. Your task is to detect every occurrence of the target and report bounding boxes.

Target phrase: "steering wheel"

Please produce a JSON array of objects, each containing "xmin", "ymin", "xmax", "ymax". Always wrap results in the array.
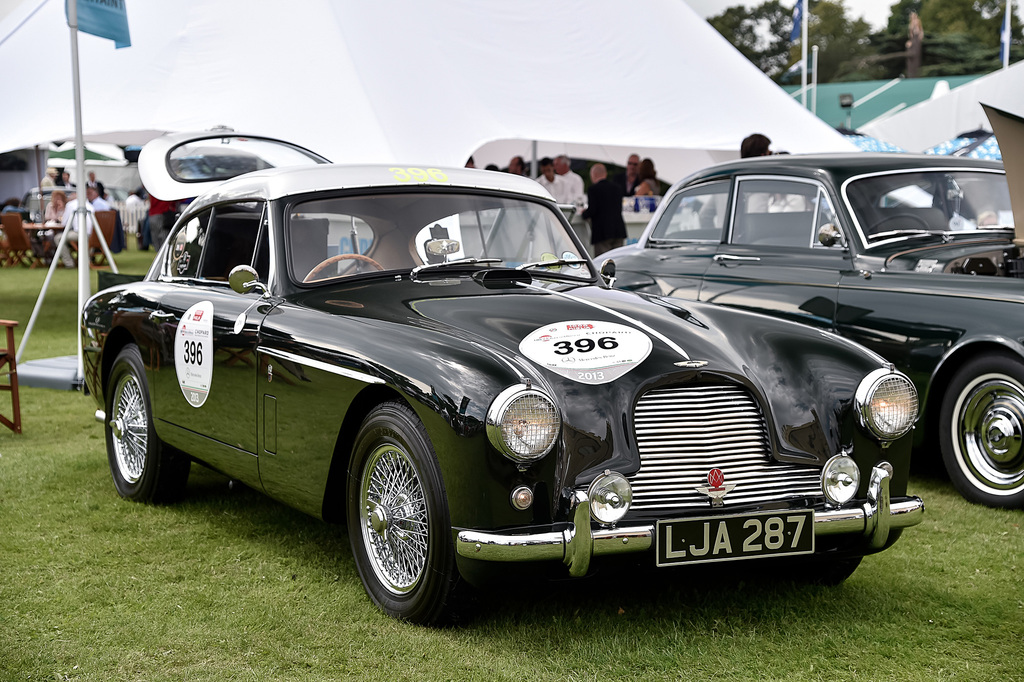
[{"xmin": 304, "ymin": 254, "xmax": 385, "ymax": 282}]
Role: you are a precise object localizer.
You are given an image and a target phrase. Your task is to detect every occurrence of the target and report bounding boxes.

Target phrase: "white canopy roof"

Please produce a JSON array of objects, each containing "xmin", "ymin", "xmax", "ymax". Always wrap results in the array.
[
  {"xmin": 861, "ymin": 62, "xmax": 1024, "ymax": 153},
  {"xmin": 0, "ymin": 0, "xmax": 856, "ymax": 182}
]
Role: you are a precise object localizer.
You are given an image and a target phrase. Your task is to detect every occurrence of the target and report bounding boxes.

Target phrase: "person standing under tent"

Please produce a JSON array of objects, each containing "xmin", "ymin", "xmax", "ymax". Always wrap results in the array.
[
  {"xmin": 554, "ymin": 155, "xmax": 585, "ymax": 208},
  {"xmin": 611, "ymin": 154, "xmax": 640, "ymax": 197},
  {"xmin": 536, "ymin": 157, "xmax": 571, "ymax": 204},
  {"xmin": 582, "ymin": 163, "xmax": 627, "ymax": 256}
]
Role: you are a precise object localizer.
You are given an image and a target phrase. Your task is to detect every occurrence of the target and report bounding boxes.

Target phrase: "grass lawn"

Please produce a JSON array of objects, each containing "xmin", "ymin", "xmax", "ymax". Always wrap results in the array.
[{"xmin": 0, "ymin": 247, "xmax": 1022, "ymax": 681}]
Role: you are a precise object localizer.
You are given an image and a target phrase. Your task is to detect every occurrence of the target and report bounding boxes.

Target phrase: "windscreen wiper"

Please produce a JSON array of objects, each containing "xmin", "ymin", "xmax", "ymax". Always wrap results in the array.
[{"xmin": 515, "ymin": 258, "xmax": 589, "ymax": 271}]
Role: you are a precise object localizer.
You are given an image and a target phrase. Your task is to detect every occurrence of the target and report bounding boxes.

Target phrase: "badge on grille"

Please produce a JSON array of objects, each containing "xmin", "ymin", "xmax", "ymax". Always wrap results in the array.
[{"xmin": 695, "ymin": 468, "xmax": 736, "ymax": 507}]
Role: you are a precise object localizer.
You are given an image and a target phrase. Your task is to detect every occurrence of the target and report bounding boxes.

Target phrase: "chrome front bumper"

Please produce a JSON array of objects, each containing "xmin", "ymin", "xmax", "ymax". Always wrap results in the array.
[{"xmin": 456, "ymin": 462, "xmax": 924, "ymax": 577}]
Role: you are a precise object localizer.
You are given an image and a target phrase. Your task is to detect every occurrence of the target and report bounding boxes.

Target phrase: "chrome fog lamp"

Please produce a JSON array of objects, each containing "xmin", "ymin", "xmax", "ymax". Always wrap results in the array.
[
  {"xmin": 588, "ymin": 470, "xmax": 632, "ymax": 525},
  {"xmin": 821, "ymin": 454, "xmax": 860, "ymax": 506},
  {"xmin": 855, "ymin": 367, "xmax": 919, "ymax": 440},
  {"xmin": 510, "ymin": 485, "xmax": 534, "ymax": 511},
  {"xmin": 486, "ymin": 384, "xmax": 560, "ymax": 464}
]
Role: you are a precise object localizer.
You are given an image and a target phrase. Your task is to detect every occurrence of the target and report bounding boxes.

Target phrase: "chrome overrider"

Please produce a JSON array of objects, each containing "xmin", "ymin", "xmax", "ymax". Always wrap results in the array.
[{"xmin": 455, "ymin": 462, "xmax": 924, "ymax": 577}]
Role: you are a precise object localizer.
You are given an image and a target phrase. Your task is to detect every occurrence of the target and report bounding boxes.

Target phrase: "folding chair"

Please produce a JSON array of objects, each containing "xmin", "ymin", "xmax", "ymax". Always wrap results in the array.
[{"xmin": 0, "ymin": 319, "xmax": 22, "ymax": 434}]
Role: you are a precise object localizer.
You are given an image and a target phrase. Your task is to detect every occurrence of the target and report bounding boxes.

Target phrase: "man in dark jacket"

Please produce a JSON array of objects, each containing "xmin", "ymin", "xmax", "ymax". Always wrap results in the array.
[{"xmin": 582, "ymin": 163, "xmax": 627, "ymax": 256}]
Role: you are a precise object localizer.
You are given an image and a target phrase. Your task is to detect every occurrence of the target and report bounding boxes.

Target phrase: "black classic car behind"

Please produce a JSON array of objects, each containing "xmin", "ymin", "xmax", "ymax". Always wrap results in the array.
[
  {"xmin": 606, "ymin": 153, "xmax": 1024, "ymax": 508},
  {"xmin": 82, "ymin": 133, "xmax": 923, "ymax": 624}
]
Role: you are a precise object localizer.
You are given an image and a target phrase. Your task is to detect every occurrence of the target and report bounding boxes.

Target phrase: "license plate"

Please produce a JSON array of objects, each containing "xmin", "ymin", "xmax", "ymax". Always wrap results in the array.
[{"xmin": 656, "ymin": 509, "xmax": 814, "ymax": 567}]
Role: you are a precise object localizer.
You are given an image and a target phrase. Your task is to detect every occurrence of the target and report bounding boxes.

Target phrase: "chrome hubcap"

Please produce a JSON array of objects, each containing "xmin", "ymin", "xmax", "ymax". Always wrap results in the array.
[
  {"xmin": 359, "ymin": 444, "xmax": 428, "ymax": 594},
  {"xmin": 956, "ymin": 373, "xmax": 1024, "ymax": 492},
  {"xmin": 110, "ymin": 373, "xmax": 148, "ymax": 483}
]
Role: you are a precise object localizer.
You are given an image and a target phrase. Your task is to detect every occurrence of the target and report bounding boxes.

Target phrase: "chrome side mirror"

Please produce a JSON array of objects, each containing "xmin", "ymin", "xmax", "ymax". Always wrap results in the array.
[
  {"xmin": 228, "ymin": 264, "xmax": 268, "ymax": 296},
  {"xmin": 817, "ymin": 223, "xmax": 846, "ymax": 248},
  {"xmin": 558, "ymin": 203, "xmax": 578, "ymax": 221},
  {"xmin": 600, "ymin": 258, "xmax": 616, "ymax": 287},
  {"xmin": 228, "ymin": 265, "xmax": 270, "ymax": 334}
]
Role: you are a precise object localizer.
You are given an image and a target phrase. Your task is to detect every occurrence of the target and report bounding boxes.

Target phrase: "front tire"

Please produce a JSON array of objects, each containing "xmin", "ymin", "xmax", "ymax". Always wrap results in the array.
[
  {"xmin": 105, "ymin": 344, "xmax": 190, "ymax": 503},
  {"xmin": 347, "ymin": 402, "xmax": 459, "ymax": 624},
  {"xmin": 939, "ymin": 353, "xmax": 1024, "ymax": 508}
]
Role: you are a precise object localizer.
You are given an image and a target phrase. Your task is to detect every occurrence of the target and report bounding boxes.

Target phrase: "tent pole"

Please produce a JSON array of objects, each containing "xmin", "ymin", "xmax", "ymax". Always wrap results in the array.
[
  {"xmin": 68, "ymin": 0, "xmax": 89, "ymax": 385},
  {"xmin": 530, "ymin": 140, "xmax": 538, "ymax": 178}
]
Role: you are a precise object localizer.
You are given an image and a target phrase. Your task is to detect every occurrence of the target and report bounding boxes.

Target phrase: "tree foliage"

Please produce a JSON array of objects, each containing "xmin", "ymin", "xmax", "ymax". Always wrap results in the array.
[
  {"xmin": 707, "ymin": 0, "xmax": 1021, "ymax": 83},
  {"xmin": 708, "ymin": 0, "xmax": 792, "ymax": 77}
]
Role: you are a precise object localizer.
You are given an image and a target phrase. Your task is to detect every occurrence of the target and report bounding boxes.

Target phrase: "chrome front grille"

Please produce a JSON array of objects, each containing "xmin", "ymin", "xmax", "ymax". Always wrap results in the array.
[{"xmin": 631, "ymin": 385, "xmax": 823, "ymax": 512}]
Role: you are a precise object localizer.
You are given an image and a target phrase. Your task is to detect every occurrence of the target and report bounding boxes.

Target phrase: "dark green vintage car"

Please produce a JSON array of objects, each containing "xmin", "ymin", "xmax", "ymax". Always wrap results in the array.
[
  {"xmin": 81, "ymin": 134, "xmax": 924, "ymax": 624},
  {"xmin": 606, "ymin": 153, "xmax": 1024, "ymax": 508}
]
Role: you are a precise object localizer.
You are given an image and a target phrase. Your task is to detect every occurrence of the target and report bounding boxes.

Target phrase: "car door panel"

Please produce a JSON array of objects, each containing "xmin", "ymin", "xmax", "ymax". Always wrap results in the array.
[{"xmin": 150, "ymin": 285, "xmax": 263, "ymax": 486}]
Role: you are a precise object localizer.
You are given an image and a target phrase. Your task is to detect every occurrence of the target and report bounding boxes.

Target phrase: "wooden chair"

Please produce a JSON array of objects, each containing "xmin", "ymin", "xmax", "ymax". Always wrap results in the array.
[
  {"xmin": 0, "ymin": 213, "xmax": 39, "ymax": 268},
  {"xmin": 69, "ymin": 210, "xmax": 117, "ymax": 267},
  {"xmin": 89, "ymin": 210, "xmax": 118, "ymax": 267},
  {"xmin": 0, "ymin": 319, "xmax": 21, "ymax": 434}
]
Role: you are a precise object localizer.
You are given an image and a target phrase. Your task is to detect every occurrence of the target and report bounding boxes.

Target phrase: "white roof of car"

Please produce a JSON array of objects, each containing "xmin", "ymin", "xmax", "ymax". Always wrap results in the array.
[{"xmin": 202, "ymin": 164, "xmax": 556, "ymax": 205}]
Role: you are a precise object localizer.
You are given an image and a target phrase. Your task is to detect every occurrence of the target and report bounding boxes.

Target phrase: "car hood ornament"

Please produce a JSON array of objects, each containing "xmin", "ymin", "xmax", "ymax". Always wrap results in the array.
[{"xmin": 695, "ymin": 468, "xmax": 736, "ymax": 507}]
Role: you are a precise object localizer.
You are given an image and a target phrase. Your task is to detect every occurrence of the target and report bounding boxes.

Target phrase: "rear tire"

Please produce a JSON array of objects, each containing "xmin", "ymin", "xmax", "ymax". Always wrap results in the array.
[
  {"xmin": 347, "ymin": 401, "xmax": 460, "ymax": 624},
  {"xmin": 105, "ymin": 344, "xmax": 190, "ymax": 503},
  {"xmin": 939, "ymin": 354, "xmax": 1024, "ymax": 508}
]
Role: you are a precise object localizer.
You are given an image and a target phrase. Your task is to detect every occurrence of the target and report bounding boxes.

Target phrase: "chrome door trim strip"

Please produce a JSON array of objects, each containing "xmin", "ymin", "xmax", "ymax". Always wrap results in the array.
[{"xmin": 258, "ymin": 346, "xmax": 384, "ymax": 384}]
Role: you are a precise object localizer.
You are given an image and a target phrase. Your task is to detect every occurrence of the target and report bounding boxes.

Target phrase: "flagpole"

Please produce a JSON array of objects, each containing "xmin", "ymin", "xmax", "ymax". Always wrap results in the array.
[
  {"xmin": 800, "ymin": 0, "xmax": 808, "ymax": 107},
  {"xmin": 68, "ymin": 0, "xmax": 89, "ymax": 384},
  {"xmin": 1004, "ymin": 0, "xmax": 1012, "ymax": 69},
  {"xmin": 811, "ymin": 45, "xmax": 818, "ymax": 115}
]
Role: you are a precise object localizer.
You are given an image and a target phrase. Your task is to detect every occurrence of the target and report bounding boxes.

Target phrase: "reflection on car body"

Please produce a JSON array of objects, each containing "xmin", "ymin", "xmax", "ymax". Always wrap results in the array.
[
  {"xmin": 82, "ymin": 134, "xmax": 924, "ymax": 624},
  {"xmin": 606, "ymin": 152, "xmax": 1024, "ymax": 509}
]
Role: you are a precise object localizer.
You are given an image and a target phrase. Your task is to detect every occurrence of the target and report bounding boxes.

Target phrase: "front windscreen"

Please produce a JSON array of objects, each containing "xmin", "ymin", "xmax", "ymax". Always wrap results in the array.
[
  {"xmin": 287, "ymin": 192, "xmax": 591, "ymax": 284},
  {"xmin": 846, "ymin": 170, "xmax": 1013, "ymax": 242}
]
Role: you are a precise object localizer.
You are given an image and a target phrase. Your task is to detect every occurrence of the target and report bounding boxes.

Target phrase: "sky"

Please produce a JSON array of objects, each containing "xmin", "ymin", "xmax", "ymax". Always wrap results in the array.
[{"xmin": 684, "ymin": 0, "xmax": 895, "ymax": 31}]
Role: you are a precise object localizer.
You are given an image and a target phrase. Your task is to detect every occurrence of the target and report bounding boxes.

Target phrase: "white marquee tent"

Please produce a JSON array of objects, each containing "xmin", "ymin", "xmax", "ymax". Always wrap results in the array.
[
  {"xmin": 861, "ymin": 62, "xmax": 1024, "ymax": 153},
  {"xmin": 0, "ymin": 0, "xmax": 856, "ymax": 184}
]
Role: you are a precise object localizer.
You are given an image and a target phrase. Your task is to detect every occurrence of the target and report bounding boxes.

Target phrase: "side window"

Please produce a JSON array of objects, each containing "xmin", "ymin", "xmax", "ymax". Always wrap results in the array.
[
  {"xmin": 198, "ymin": 202, "xmax": 265, "ymax": 280},
  {"xmin": 165, "ymin": 210, "xmax": 211, "ymax": 279},
  {"xmin": 733, "ymin": 179, "xmax": 818, "ymax": 247},
  {"xmin": 649, "ymin": 180, "xmax": 729, "ymax": 242}
]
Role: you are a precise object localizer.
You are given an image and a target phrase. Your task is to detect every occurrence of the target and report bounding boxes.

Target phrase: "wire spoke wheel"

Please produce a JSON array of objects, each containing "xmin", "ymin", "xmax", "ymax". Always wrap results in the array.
[
  {"xmin": 110, "ymin": 372, "xmax": 149, "ymax": 483},
  {"xmin": 104, "ymin": 344, "xmax": 189, "ymax": 503},
  {"xmin": 359, "ymin": 443, "xmax": 429, "ymax": 594},
  {"xmin": 347, "ymin": 401, "xmax": 459, "ymax": 624}
]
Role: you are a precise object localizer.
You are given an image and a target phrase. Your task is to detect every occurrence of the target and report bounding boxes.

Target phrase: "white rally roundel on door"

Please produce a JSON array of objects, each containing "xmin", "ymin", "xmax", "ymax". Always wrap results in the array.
[
  {"xmin": 519, "ymin": 320, "xmax": 653, "ymax": 385},
  {"xmin": 174, "ymin": 300, "xmax": 214, "ymax": 407}
]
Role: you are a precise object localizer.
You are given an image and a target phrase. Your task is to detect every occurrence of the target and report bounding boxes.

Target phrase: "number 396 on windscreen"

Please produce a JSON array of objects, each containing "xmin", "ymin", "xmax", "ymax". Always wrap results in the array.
[{"xmin": 656, "ymin": 509, "xmax": 814, "ymax": 567}]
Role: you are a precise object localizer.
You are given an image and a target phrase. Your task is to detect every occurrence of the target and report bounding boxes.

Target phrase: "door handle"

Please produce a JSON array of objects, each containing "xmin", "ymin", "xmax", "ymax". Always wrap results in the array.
[
  {"xmin": 148, "ymin": 311, "xmax": 175, "ymax": 322},
  {"xmin": 713, "ymin": 254, "xmax": 761, "ymax": 263}
]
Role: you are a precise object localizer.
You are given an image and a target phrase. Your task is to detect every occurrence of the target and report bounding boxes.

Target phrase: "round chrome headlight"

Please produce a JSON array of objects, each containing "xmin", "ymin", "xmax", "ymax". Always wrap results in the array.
[
  {"xmin": 588, "ymin": 470, "xmax": 632, "ymax": 525},
  {"xmin": 821, "ymin": 454, "xmax": 860, "ymax": 506},
  {"xmin": 486, "ymin": 384, "xmax": 560, "ymax": 463},
  {"xmin": 855, "ymin": 367, "xmax": 919, "ymax": 440}
]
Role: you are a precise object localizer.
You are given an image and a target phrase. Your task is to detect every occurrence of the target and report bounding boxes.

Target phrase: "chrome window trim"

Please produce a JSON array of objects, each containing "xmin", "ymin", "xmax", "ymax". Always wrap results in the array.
[
  {"xmin": 839, "ymin": 166, "xmax": 1008, "ymax": 250},
  {"xmin": 156, "ymin": 200, "xmax": 273, "ymax": 287},
  {"xmin": 258, "ymin": 346, "xmax": 384, "ymax": 384},
  {"xmin": 644, "ymin": 178, "xmax": 732, "ymax": 247},
  {"xmin": 729, "ymin": 174, "xmax": 838, "ymax": 249}
]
